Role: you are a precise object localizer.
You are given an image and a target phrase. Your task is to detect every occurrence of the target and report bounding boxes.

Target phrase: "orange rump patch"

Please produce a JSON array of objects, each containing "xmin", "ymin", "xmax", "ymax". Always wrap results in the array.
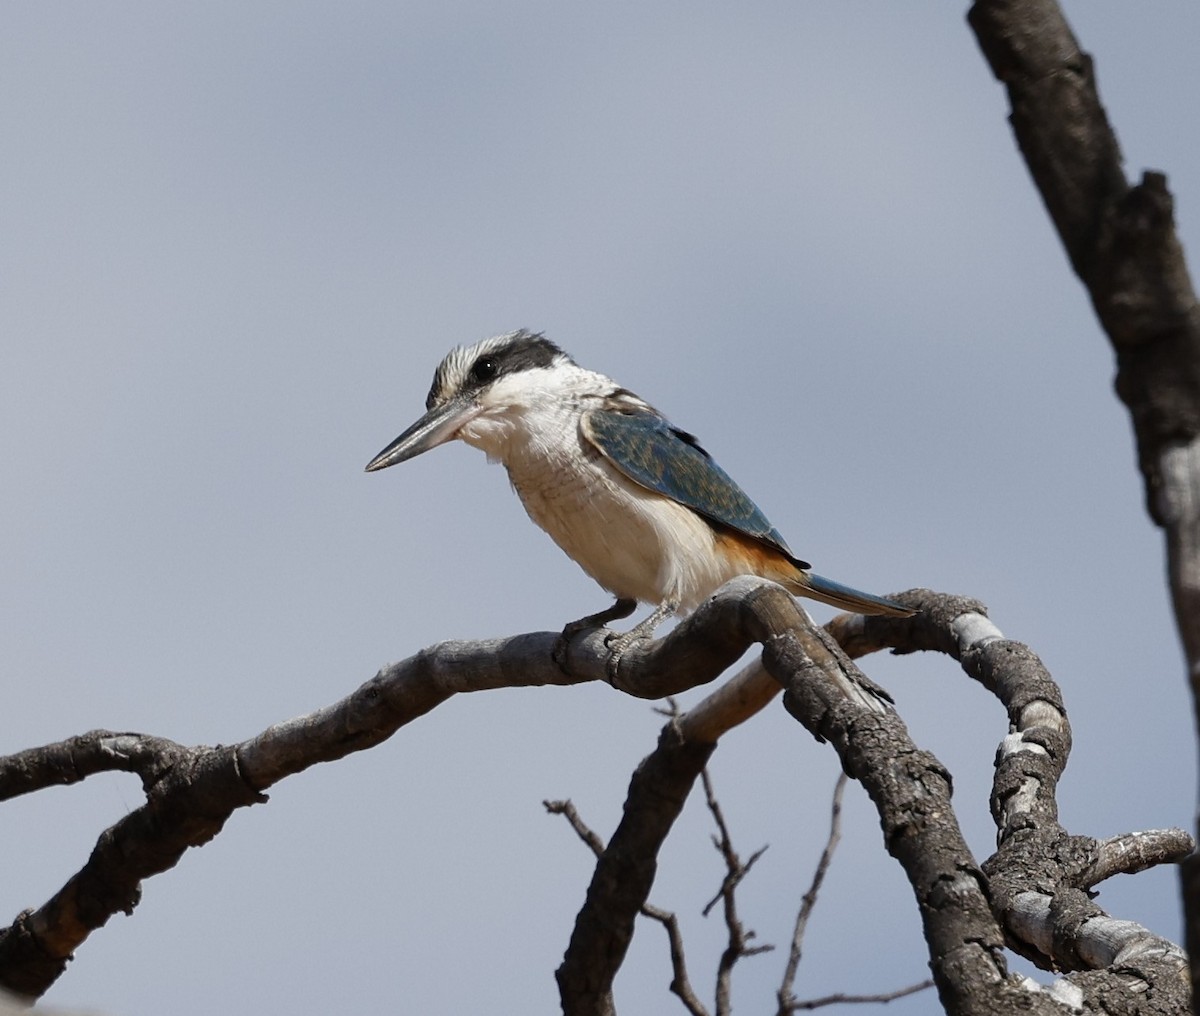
[{"xmin": 712, "ymin": 529, "xmax": 804, "ymax": 585}]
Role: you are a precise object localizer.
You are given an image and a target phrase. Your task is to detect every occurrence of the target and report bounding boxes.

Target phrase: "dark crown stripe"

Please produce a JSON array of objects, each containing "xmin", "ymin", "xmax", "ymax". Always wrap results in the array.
[
  {"xmin": 427, "ymin": 330, "xmax": 571, "ymax": 408},
  {"xmin": 491, "ymin": 330, "xmax": 568, "ymax": 374}
]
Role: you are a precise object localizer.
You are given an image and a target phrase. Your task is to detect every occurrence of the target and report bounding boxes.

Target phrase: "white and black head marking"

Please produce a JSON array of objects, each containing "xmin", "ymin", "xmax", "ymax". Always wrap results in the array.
[{"xmin": 426, "ymin": 329, "xmax": 571, "ymax": 409}]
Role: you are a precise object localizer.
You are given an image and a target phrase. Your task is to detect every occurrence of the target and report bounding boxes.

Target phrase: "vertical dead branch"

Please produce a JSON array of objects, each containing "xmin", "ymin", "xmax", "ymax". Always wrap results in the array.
[{"xmin": 967, "ymin": 1, "xmax": 1200, "ymax": 994}]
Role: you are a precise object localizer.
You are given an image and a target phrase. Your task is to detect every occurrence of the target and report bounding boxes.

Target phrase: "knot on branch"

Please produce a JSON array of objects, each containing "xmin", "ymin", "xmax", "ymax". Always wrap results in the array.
[{"xmin": 0, "ymin": 912, "xmax": 66, "ymax": 1001}]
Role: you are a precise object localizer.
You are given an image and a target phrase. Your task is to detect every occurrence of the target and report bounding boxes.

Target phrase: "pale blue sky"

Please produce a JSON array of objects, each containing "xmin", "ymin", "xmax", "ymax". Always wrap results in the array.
[{"xmin": 2, "ymin": 4, "xmax": 1198, "ymax": 1014}]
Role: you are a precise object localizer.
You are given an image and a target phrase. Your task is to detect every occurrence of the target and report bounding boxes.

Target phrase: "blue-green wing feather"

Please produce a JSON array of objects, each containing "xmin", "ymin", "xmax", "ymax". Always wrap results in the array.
[{"xmin": 581, "ymin": 407, "xmax": 807, "ymax": 567}]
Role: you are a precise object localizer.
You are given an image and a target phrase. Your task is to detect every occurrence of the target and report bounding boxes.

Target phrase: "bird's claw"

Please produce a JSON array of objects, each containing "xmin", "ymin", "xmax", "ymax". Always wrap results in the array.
[
  {"xmin": 553, "ymin": 598, "xmax": 637, "ymax": 673},
  {"xmin": 603, "ymin": 628, "xmax": 646, "ymax": 684},
  {"xmin": 602, "ymin": 598, "xmax": 678, "ymax": 684}
]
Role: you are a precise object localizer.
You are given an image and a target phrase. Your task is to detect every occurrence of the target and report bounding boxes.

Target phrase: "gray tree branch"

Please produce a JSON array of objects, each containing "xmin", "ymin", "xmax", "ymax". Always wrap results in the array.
[
  {"xmin": 0, "ymin": 631, "xmax": 594, "ymax": 999},
  {"xmin": 0, "ymin": 578, "xmax": 886, "ymax": 1002},
  {"xmin": 556, "ymin": 584, "xmax": 1189, "ymax": 1014},
  {"xmin": 697, "ymin": 768, "xmax": 773, "ymax": 1016},
  {"xmin": 0, "ymin": 581, "xmax": 1189, "ymax": 1015},
  {"xmin": 966, "ymin": 0, "xmax": 1200, "ymax": 994},
  {"xmin": 544, "ymin": 798, "xmax": 711, "ymax": 1016},
  {"xmin": 842, "ymin": 591, "xmax": 1190, "ymax": 1013}
]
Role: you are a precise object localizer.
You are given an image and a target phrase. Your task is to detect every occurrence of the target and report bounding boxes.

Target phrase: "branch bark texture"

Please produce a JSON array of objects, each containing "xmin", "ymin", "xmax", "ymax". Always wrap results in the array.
[
  {"xmin": 557, "ymin": 585, "xmax": 1188, "ymax": 1015},
  {"xmin": 967, "ymin": 1, "xmax": 1200, "ymax": 996},
  {"xmin": 0, "ymin": 582, "xmax": 1190, "ymax": 1015}
]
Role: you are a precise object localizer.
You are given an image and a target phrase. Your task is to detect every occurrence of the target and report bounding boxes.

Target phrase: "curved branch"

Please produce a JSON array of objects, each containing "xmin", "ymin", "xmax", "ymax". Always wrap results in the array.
[
  {"xmin": 768, "ymin": 606, "xmax": 1020, "ymax": 1015},
  {"xmin": 554, "ymin": 579, "xmax": 915, "ymax": 1016},
  {"xmin": 1083, "ymin": 829, "xmax": 1194, "ymax": 889},
  {"xmin": 557, "ymin": 585, "xmax": 1039, "ymax": 1015},
  {"xmin": 0, "ymin": 742, "xmax": 264, "ymax": 997},
  {"xmin": 839, "ymin": 590, "xmax": 1190, "ymax": 1011},
  {"xmin": 0, "ymin": 579, "xmax": 887, "ymax": 1001},
  {"xmin": 0, "ymin": 732, "xmax": 190, "ymax": 801},
  {"xmin": 2, "ymin": 582, "xmax": 1190, "ymax": 1016},
  {"xmin": 0, "ymin": 632, "xmax": 596, "ymax": 998}
]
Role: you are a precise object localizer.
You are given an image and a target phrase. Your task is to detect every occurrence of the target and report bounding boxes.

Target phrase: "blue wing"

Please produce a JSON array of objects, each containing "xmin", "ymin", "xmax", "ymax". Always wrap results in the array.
[{"xmin": 581, "ymin": 406, "xmax": 809, "ymax": 568}]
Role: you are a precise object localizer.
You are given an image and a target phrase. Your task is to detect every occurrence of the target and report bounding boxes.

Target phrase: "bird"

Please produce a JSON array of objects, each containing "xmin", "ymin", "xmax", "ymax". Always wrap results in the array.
[{"xmin": 365, "ymin": 330, "xmax": 912, "ymax": 668}]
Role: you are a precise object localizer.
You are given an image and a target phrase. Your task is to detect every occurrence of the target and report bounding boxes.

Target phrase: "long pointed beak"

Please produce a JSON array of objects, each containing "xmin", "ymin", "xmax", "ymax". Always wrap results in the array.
[{"xmin": 364, "ymin": 395, "xmax": 480, "ymax": 472}]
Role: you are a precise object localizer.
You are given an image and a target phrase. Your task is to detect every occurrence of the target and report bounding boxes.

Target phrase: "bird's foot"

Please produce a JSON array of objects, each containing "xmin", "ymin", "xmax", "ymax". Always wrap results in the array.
[
  {"xmin": 552, "ymin": 598, "xmax": 637, "ymax": 670},
  {"xmin": 603, "ymin": 627, "xmax": 650, "ymax": 682},
  {"xmin": 603, "ymin": 599, "xmax": 678, "ymax": 684}
]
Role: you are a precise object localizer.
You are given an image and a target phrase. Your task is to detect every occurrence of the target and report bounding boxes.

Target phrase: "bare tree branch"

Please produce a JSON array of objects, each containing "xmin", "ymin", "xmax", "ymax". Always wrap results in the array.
[
  {"xmin": 544, "ymin": 799, "xmax": 609, "ymax": 858},
  {"xmin": 769, "ymin": 599, "xmax": 1020, "ymax": 1015},
  {"xmin": 1, "ymin": 581, "xmax": 1190, "ymax": 1015},
  {"xmin": 966, "ymin": 0, "xmax": 1200, "ymax": 993},
  {"xmin": 696, "ymin": 768, "xmax": 773, "ymax": 1016},
  {"xmin": 1083, "ymin": 829, "xmax": 1194, "ymax": 890},
  {"xmin": 0, "ymin": 577, "xmax": 864, "ymax": 1002},
  {"xmin": 0, "ymin": 606, "xmax": 754, "ymax": 1002},
  {"xmin": 553, "ymin": 577, "xmax": 906, "ymax": 1016},
  {"xmin": 599, "ymin": 578, "xmax": 893, "ymax": 711},
  {"xmin": 0, "ymin": 737, "xmax": 265, "ymax": 997},
  {"xmin": 784, "ymin": 979, "xmax": 936, "ymax": 1011},
  {"xmin": 0, "ymin": 732, "xmax": 191, "ymax": 801},
  {"xmin": 554, "ymin": 720, "xmax": 715, "ymax": 1016},
  {"xmin": 557, "ymin": 584, "xmax": 1189, "ymax": 1014},
  {"xmin": 839, "ymin": 591, "xmax": 1190, "ymax": 1012},
  {"xmin": 643, "ymin": 903, "xmax": 711, "ymax": 1016},
  {"xmin": 777, "ymin": 773, "xmax": 847, "ymax": 1015},
  {"xmin": 549, "ymin": 761, "xmax": 776, "ymax": 1016},
  {"xmin": 545, "ymin": 798, "xmax": 710, "ymax": 1016}
]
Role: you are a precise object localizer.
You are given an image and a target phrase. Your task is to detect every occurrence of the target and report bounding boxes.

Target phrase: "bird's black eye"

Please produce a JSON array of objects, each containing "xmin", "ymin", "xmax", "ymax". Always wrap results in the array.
[{"xmin": 470, "ymin": 356, "xmax": 499, "ymax": 383}]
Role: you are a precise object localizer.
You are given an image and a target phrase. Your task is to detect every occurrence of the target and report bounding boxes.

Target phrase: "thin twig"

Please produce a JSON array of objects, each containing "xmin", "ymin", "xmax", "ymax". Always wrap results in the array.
[
  {"xmin": 698, "ymin": 768, "xmax": 773, "ymax": 1016},
  {"xmin": 641, "ymin": 903, "xmax": 710, "ymax": 1016},
  {"xmin": 784, "ymin": 978, "xmax": 935, "ymax": 1010},
  {"xmin": 545, "ymin": 796, "xmax": 710, "ymax": 1016},
  {"xmin": 543, "ymin": 799, "xmax": 606, "ymax": 858},
  {"xmin": 777, "ymin": 773, "xmax": 847, "ymax": 1013},
  {"xmin": 699, "ymin": 769, "xmax": 767, "ymax": 917}
]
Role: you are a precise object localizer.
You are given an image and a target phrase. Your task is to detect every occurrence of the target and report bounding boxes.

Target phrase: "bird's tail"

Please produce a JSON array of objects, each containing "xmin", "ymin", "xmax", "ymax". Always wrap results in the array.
[{"xmin": 789, "ymin": 572, "xmax": 913, "ymax": 617}]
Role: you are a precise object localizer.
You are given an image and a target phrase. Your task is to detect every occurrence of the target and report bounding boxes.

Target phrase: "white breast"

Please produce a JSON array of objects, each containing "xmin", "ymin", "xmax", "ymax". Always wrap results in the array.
[{"xmin": 455, "ymin": 367, "xmax": 741, "ymax": 609}]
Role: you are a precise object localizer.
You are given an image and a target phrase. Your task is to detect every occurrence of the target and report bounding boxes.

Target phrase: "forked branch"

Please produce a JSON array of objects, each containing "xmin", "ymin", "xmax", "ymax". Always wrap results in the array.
[{"xmin": 0, "ymin": 581, "xmax": 1190, "ymax": 1016}]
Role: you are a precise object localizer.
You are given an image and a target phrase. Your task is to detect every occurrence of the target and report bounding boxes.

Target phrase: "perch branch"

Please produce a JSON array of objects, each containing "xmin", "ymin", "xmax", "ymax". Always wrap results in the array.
[
  {"xmin": 7, "ymin": 579, "xmax": 846, "ymax": 1000},
  {"xmin": 0, "ymin": 579, "xmax": 856, "ymax": 998},
  {"xmin": 3, "ymin": 582, "xmax": 1191, "ymax": 1016},
  {"xmin": 553, "ymin": 577, "xmax": 914, "ymax": 1016}
]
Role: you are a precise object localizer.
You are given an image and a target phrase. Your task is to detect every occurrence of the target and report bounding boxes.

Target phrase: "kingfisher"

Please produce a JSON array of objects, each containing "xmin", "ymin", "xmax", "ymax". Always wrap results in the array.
[{"xmin": 366, "ymin": 330, "xmax": 911, "ymax": 666}]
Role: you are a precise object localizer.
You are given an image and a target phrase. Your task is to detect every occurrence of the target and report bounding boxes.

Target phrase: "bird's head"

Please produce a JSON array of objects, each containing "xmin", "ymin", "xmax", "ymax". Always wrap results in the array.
[{"xmin": 365, "ymin": 329, "xmax": 574, "ymax": 471}]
